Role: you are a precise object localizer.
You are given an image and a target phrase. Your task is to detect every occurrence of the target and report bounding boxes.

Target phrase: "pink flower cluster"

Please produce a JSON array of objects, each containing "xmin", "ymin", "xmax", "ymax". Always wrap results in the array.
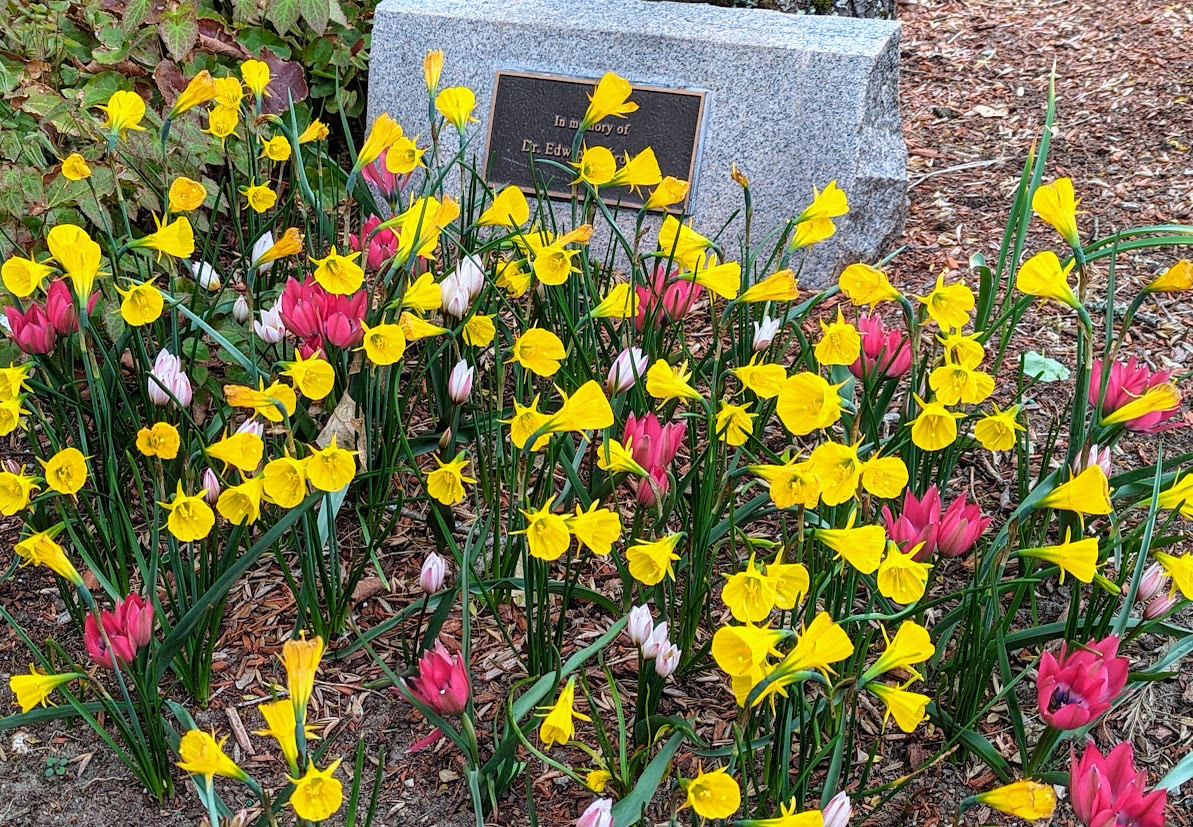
[
  {"xmin": 5, "ymin": 281, "xmax": 97, "ymax": 354},
  {"xmin": 623, "ymin": 413, "xmax": 686, "ymax": 506},
  {"xmin": 1070, "ymin": 742, "xmax": 1167, "ymax": 827},
  {"xmin": 349, "ymin": 215, "xmax": 398, "ymax": 272},
  {"xmin": 633, "ymin": 266, "xmax": 703, "ymax": 330},
  {"xmin": 1037, "ymin": 634, "xmax": 1129, "ymax": 730},
  {"xmin": 402, "ymin": 639, "xmax": 471, "ymax": 752},
  {"xmin": 84, "ymin": 594, "xmax": 154, "ymax": 670},
  {"xmin": 1091, "ymin": 358, "xmax": 1183, "ymax": 433},
  {"xmin": 360, "ymin": 147, "xmax": 409, "ymax": 201},
  {"xmin": 849, "ymin": 315, "xmax": 911, "ymax": 380},
  {"xmin": 279, "ymin": 276, "xmax": 367, "ymax": 354},
  {"xmin": 881, "ymin": 485, "xmax": 990, "ymax": 560}
]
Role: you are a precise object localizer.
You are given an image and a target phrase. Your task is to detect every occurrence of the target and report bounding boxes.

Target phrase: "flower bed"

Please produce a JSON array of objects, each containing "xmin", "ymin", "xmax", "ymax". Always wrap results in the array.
[{"xmin": 0, "ymin": 55, "xmax": 1191, "ymax": 827}]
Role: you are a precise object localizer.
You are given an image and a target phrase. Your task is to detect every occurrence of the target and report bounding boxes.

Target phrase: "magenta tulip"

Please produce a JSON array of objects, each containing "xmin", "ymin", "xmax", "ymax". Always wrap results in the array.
[
  {"xmin": 401, "ymin": 640, "xmax": 471, "ymax": 752},
  {"xmin": 633, "ymin": 266, "xmax": 703, "ymax": 330},
  {"xmin": 623, "ymin": 412, "xmax": 686, "ymax": 506},
  {"xmin": 882, "ymin": 486, "xmax": 942, "ymax": 561},
  {"xmin": 349, "ymin": 215, "xmax": 398, "ymax": 272},
  {"xmin": 84, "ymin": 594, "xmax": 154, "ymax": 670},
  {"xmin": 5, "ymin": 304, "xmax": 57, "ymax": 354},
  {"xmin": 1091, "ymin": 358, "xmax": 1183, "ymax": 433},
  {"xmin": 850, "ymin": 314, "xmax": 911, "ymax": 381},
  {"xmin": 360, "ymin": 148, "xmax": 406, "ymax": 200},
  {"xmin": 1070, "ymin": 742, "xmax": 1167, "ymax": 827},
  {"xmin": 935, "ymin": 491, "xmax": 991, "ymax": 557},
  {"xmin": 1037, "ymin": 635, "xmax": 1129, "ymax": 730}
]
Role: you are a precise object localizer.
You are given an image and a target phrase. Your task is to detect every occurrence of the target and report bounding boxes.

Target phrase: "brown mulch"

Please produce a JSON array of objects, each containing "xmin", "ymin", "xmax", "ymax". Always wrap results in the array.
[{"xmin": 2, "ymin": 1, "xmax": 1193, "ymax": 825}]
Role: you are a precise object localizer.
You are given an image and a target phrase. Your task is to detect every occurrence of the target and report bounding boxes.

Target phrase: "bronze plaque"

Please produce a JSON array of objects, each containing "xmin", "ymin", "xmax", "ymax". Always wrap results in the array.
[{"xmin": 483, "ymin": 70, "xmax": 705, "ymax": 210}]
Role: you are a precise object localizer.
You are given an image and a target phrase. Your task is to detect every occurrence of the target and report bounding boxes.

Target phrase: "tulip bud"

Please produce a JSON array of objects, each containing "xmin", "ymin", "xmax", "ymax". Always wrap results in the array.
[
  {"xmin": 1137, "ymin": 562, "xmax": 1169, "ymax": 603},
  {"xmin": 641, "ymin": 621, "xmax": 669, "ymax": 660},
  {"xmin": 187, "ymin": 260, "xmax": 222, "ymax": 291},
  {"xmin": 752, "ymin": 315, "xmax": 781, "ymax": 352},
  {"xmin": 447, "ymin": 359, "xmax": 475, "ymax": 404},
  {"xmin": 233, "ymin": 295, "xmax": 250, "ymax": 324},
  {"xmin": 576, "ymin": 799, "xmax": 613, "ymax": 827},
  {"xmin": 251, "ymin": 231, "xmax": 275, "ymax": 273},
  {"xmin": 149, "ymin": 349, "xmax": 191, "ymax": 409},
  {"xmin": 441, "ymin": 276, "xmax": 470, "ymax": 318},
  {"xmin": 626, "ymin": 605, "xmax": 653, "ymax": 648},
  {"xmin": 201, "ymin": 469, "xmax": 221, "ymax": 505},
  {"xmin": 654, "ymin": 643, "xmax": 681, "ymax": 678},
  {"xmin": 605, "ymin": 347, "xmax": 648, "ymax": 395},
  {"xmin": 254, "ymin": 302, "xmax": 286, "ymax": 344},
  {"xmin": 822, "ymin": 792, "xmax": 852, "ymax": 827},
  {"xmin": 1073, "ymin": 443, "xmax": 1113, "ymax": 478},
  {"xmin": 4, "ymin": 459, "xmax": 20, "ymax": 474},
  {"xmin": 420, "ymin": 551, "xmax": 448, "ymax": 594},
  {"xmin": 1144, "ymin": 593, "xmax": 1179, "ymax": 620},
  {"xmin": 453, "ymin": 255, "xmax": 486, "ymax": 299},
  {"xmin": 236, "ymin": 418, "xmax": 265, "ymax": 438}
]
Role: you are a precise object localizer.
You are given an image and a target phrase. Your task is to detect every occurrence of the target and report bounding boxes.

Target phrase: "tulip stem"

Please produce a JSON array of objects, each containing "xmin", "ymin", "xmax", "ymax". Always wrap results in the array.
[{"xmin": 1024, "ymin": 725, "xmax": 1061, "ymax": 775}]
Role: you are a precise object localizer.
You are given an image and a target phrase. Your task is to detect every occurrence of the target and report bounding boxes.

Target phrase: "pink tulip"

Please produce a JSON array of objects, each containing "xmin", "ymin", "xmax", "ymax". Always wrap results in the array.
[
  {"xmin": 935, "ymin": 491, "xmax": 991, "ymax": 558},
  {"xmin": 1091, "ymin": 358, "xmax": 1183, "ymax": 433},
  {"xmin": 1143, "ymin": 593, "xmax": 1179, "ymax": 621},
  {"xmin": 623, "ymin": 412, "xmax": 686, "ymax": 506},
  {"xmin": 1037, "ymin": 635, "xmax": 1129, "ymax": 730},
  {"xmin": 1136, "ymin": 562, "xmax": 1168, "ymax": 603},
  {"xmin": 279, "ymin": 277, "xmax": 367, "ymax": 349},
  {"xmin": 1073, "ymin": 443, "xmax": 1113, "ymax": 478},
  {"xmin": 605, "ymin": 347, "xmax": 648, "ymax": 395},
  {"xmin": 5, "ymin": 304, "xmax": 57, "ymax": 354},
  {"xmin": 323, "ymin": 292, "xmax": 367, "ymax": 348},
  {"xmin": 822, "ymin": 792, "xmax": 852, "ymax": 827},
  {"xmin": 84, "ymin": 594, "xmax": 154, "ymax": 669},
  {"xmin": 850, "ymin": 314, "xmax": 911, "ymax": 380},
  {"xmin": 360, "ymin": 148, "xmax": 406, "ymax": 200},
  {"xmin": 633, "ymin": 266, "xmax": 703, "ymax": 330},
  {"xmin": 1070, "ymin": 742, "xmax": 1167, "ymax": 827},
  {"xmin": 402, "ymin": 639, "xmax": 471, "ymax": 751},
  {"xmin": 279, "ymin": 277, "xmax": 324, "ymax": 340},
  {"xmin": 447, "ymin": 359, "xmax": 474, "ymax": 404},
  {"xmin": 297, "ymin": 336, "xmax": 324, "ymax": 360},
  {"xmin": 626, "ymin": 605, "xmax": 654, "ymax": 649},
  {"xmin": 45, "ymin": 279, "xmax": 97, "ymax": 335},
  {"xmin": 576, "ymin": 799, "xmax": 613, "ymax": 827},
  {"xmin": 655, "ymin": 643, "xmax": 681, "ymax": 678},
  {"xmin": 349, "ymin": 215, "xmax": 398, "ymax": 272},
  {"xmin": 420, "ymin": 551, "xmax": 448, "ymax": 594},
  {"xmin": 148, "ymin": 349, "xmax": 191, "ymax": 408},
  {"xmin": 882, "ymin": 486, "xmax": 942, "ymax": 561}
]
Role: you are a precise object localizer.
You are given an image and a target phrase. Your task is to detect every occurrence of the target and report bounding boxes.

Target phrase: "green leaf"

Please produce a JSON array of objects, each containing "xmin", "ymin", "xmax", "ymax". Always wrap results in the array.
[
  {"xmin": 80, "ymin": 72, "xmax": 133, "ymax": 108},
  {"xmin": 269, "ymin": 0, "xmax": 302, "ymax": 35},
  {"xmin": 1022, "ymin": 350, "xmax": 1070, "ymax": 382},
  {"xmin": 159, "ymin": 7, "xmax": 199, "ymax": 62},
  {"xmin": 611, "ymin": 729, "xmax": 685, "ymax": 827},
  {"xmin": 328, "ymin": 0, "xmax": 347, "ymax": 26},
  {"xmin": 299, "ymin": 0, "xmax": 330, "ymax": 35},
  {"xmin": 1157, "ymin": 747, "xmax": 1193, "ymax": 793},
  {"xmin": 123, "ymin": 0, "xmax": 151, "ymax": 30}
]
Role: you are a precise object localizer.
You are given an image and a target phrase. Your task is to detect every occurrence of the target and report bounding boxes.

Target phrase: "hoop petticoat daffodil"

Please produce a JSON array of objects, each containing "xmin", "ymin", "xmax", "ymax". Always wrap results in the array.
[
  {"xmin": 1032, "ymin": 177, "xmax": 1081, "ymax": 249},
  {"xmin": 581, "ymin": 72, "xmax": 637, "ymax": 130}
]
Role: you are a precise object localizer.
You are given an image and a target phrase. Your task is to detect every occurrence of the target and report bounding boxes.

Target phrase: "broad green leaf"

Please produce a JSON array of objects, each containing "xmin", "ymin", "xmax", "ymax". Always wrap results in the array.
[
  {"xmin": 123, "ymin": 0, "xmax": 151, "ymax": 30},
  {"xmin": 611, "ymin": 730, "xmax": 685, "ymax": 827},
  {"xmin": 299, "ymin": 0, "xmax": 330, "ymax": 35},
  {"xmin": 1022, "ymin": 350, "xmax": 1070, "ymax": 382},
  {"xmin": 269, "ymin": 0, "xmax": 302, "ymax": 35},
  {"xmin": 1158, "ymin": 748, "xmax": 1193, "ymax": 793},
  {"xmin": 328, "ymin": 0, "xmax": 347, "ymax": 26},
  {"xmin": 80, "ymin": 71, "xmax": 133, "ymax": 108},
  {"xmin": 159, "ymin": 8, "xmax": 199, "ymax": 62}
]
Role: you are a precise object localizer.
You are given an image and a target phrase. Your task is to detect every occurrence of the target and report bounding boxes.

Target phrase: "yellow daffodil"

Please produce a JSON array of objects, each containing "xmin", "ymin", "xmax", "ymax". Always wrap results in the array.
[
  {"xmin": 572, "ymin": 144, "xmax": 617, "ymax": 187},
  {"xmin": 14, "ymin": 530, "xmax": 82, "ymax": 585},
  {"xmin": 796, "ymin": 181, "xmax": 848, "ymax": 223},
  {"xmin": 241, "ymin": 59, "xmax": 270, "ymax": 100},
  {"xmin": 310, "ymin": 246, "xmax": 364, "ymax": 294},
  {"xmin": 791, "ymin": 217, "xmax": 836, "ymax": 249},
  {"xmin": 1018, "ymin": 531, "xmax": 1100, "ymax": 584},
  {"xmin": 168, "ymin": 70, "xmax": 216, "ymax": 118},
  {"xmin": 384, "ymin": 134, "xmax": 426, "ymax": 175},
  {"xmin": 681, "ymin": 766, "xmax": 741, "ymax": 821},
  {"xmin": 298, "ymin": 119, "xmax": 329, "ymax": 144},
  {"xmin": 510, "ymin": 328, "xmax": 566, "ymax": 377},
  {"xmin": 283, "ymin": 632, "xmax": 324, "ymax": 718},
  {"xmin": 910, "ymin": 394, "xmax": 961, "ymax": 451},
  {"xmin": 609, "ymin": 147, "xmax": 662, "ymax": 192},
  {"xmin": 0, "ymin": 364, "xmax": 30, "ymax": 402},
  {"xmin": 426, "ymin": 453, "xmax": 474, "ymax": 506},
  {"xmin": 356, "ymin": 114, "xmax": 403, "ymax": 170},
  {"xmin": 0, "ymin": 398, "xmax": 27, "ymax": 437},
  {"xmin": 168, "ymin": 176, "xmax": 207, "ymax": 213},
  {"xmin": 520, "ymin": 497, "xmax": 571, "ymax": 561},
  {"xmin": 646, "ymin": 359, "xmax": 703, "ymax": 403},
  {"xmin": 1157, "ymin": 473, "xmax": 1193, "ymax": 518},
  {"xmin": 566, "ymin": 502, "xmax": 621, "ymax": 556},
  {"xmin": 759, "ymin": 613, "xmax": 854, "ymax": 704},
  {"xmin": 463, "ymin": 313, "xmax": 496, "ymax": 347},
  {"xmin": 2, "ymin": 254, "xmax": 54, "ymax": 298},
  {"xmin": 478, "ymin": 186, "xmax": 530, "ymax": 228},
  {"xmin": 582, "ymin": 72, "xmax": 637, "ymax": 129},
  {"xmin": 1036, "ymin": 465, "xmax": 1113, "ymax": 515},
  {"xmin": 213, "ymin": 75, "xmax": 244, "ymax": 108},
  {"xmin": 217, "ymin": 475, "xmax": 266, "ymax": 525},
  {"xmin": 739, "ymin": 268, "xmax": 800, "ymax": 303},
  {"xmin": 939, "ymin": 331, "xmax": 985, "ymax": 369},
  {"xmin": 807, "ymin": 440, "xmax": 861, "ymax": 506},
  {"xmin": 815, "ymin": 307, "xmax": 861, "ymax": 366},
  {"xmin": 289, "ymin": 760, "xmax": 343, "ymax": 822},
  {"xmin": 135, "ymin": 421, "xmax": 180, "ymax": 460},
  {"xmin": 358, "ymin": 321, "xmax": 407, "ymax": 366},
  {"xmin": 1032, "ymin": 178, "xmax": 1080, "ymax": 248},
  {"xmin": 240, "ymin": 181, "xmax": 277, "ymax": 213},
  {"xmin": 657, "ymin": 215, "xmax": 713, "ymax": 271},
  {"xmin": 586, "ymin": 769, "xmax": 612, "ymax": 793},
  {"xmin": 538, "ymin": 676, "xmax": 590, "ymax": 749},
  {"xmin": 862, "ymin": 620, "xmax": 935, "ymax": 684},
  {"xmin": 739, "ymin": 799, "xmax": 823, "ymax": 827},
  {"xmin": 161, "ymin": 482, "xmax": 216, "ymax": 542},
  {"xmin": 224, "ymin": 380, "xmax": 297, "ymax": 423},
  {"xmin": 435, "ymin": 86, "xmax": 477, "ymax": 132},
  {"xmin": 860, "ymin": 455, "xmax": 909, "ymax": 499},
  {"xmin": 99, "ymin": 90, "xmax": 146, "ymax": 141},
  {"xmin": 1016, "ymin": 250, "xmax": 1080, "ymax": 309},
  {"xmin": 0, "ymin": 467, "xmax": 39, "ymax": 516},
  {"xmin": 252, "ymin": 227, "xmax": 303, "ymax": 268},
  {"xmin": 715, "ymin": 399, "xmax": 755, "ymax": 446},
  {"xmin": 40, "ymin": 446, "xmax": 87, "ymax": 498},
  {"xmin": 626, "ymin": 533, "xmax": 683, "ymax": 585},
  {"xmin": 765, "ymin": 550, "xmax": 810, "ymax": 610},
  {"xmin": 1101, "ymin": 383, "xmax": 1181, "ymax": 426},
  {"xmin": 974, "ymin": 781, "xmax": 1056, "ymax": 821},
  {"xmin": 178, "ymin": 729, "xmax": 249, "ymax": 781},
  {"xmin": 877, "ymin": 542, "xmax": 932, "ymax": 605},
  {"xmin": 712, "ymin": 622, "xmax": 786, "ymax": 678},
  {"xmin": 393, "ymin": 195, "xmax": 459, "ymax": 261},
  {"xmin": 928, "ymin": 360, "xmax": 995, "ymax": 406},
  {"xmin": 723, "ymin": 553, "xmax": 777, "ymax": 622},
  {"xmin": 868, "ymin": 682, "xmax": 930, "ymax": 733},
  {"xmin": 916, "ymin": 273, "xmax": 974, "ymax": 331},
  {"xmin": 259, "ymin": 134, "xmax": 291, "ymax": 163},
  {"xmin": 46, "ymin": 224, "xmax": 104, "ymax": 299},
  {"xmin": 398, "ymin": 311, "xmax": 449, "ymax": 341},
  {"xmin": 262, "ymin": 453, "xmax": 310, "ymax": 508},
  {"xmin": 9, "ymin": 665, "xmax": 82, "ymax": 713},
  {"xmin": 400, "ymin": 272, "xmax": 442, "ymax": 313},
  {"xmin": 974, "ymin": 404, "xmax": 1024, "ymax": 452},
  {"xmin": 644, "ymin": 176, "xmax": 689, "ymax": 210},
  {"xmin": 596, "ymin": 437, "xmax": 648, "ymax": 477},
  {"xmin": 750, "ymin": 457, "xmax": 821, "ymax": 510},
  {"xmin": 1146, "ymin": 259, "xmax": 1192, "ymax": 293},
  {"xmin": 116, "ymin": 279, "xmax": 164, "ymax": 326},
  {"xmin": 815, "ymin": 516, "xmax": 886, "ymax": 575},
  {"xmin": 732, "ymin": 357, "xmax": 787, "ymax": 399},
  {"xmin": 545, "ymin": 380, "xmax": 614, "ymax": 434},
  {"xmin": 496, "ymin": 259, "xmax": 532, "ymax": 297},
  {"xmin": 532, "ymin": 244, "xmax": 578, "ymax": 286},
  {"xmin": 282, "ymin": 352, "xmax": 335, "ymax": 401},
  {"xmin": 1153, "ymin": 551, "xmax": 1192, "ymax": 600},
  {"xmin": 205, "ymin": 104, "xmax": 239, "ymax": 144},
  {"xmin": 839, "ymin": 262, "xmax": 900, "ymax": 306},
  {"xmin": 128, "ymin": 215, "xmax": 195, "ymax": 261},
  {"xmin": 60, "ymin": 153, "xmax": 91, "ymax": 182},
  {"xmin": 587, "ymin": 282, "xmax": 639, "ymax": 319},
  {"xmin": 306, "ymin": 436, "xmax": 357, "ymax": 492},
  {"xmin": 254, "ymin": 699, "xmax": 316, "ymax": 775},
  {"xmin": 207, "ymin": 431, "xmax": 264, "ymax": 474},
  {"xmin": 423, "ymin": 49, "xmax": 444, "ymax": 93},
  {"xmin": 505, "ymin": 395, "xmax": 552, "ymax": 452}
]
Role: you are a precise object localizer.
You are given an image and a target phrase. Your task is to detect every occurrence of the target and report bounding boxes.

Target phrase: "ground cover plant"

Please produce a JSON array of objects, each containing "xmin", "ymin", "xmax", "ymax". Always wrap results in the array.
[{"xmin": 0, "ymin": 49, "xmax": 1191, "ymax": 827}]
